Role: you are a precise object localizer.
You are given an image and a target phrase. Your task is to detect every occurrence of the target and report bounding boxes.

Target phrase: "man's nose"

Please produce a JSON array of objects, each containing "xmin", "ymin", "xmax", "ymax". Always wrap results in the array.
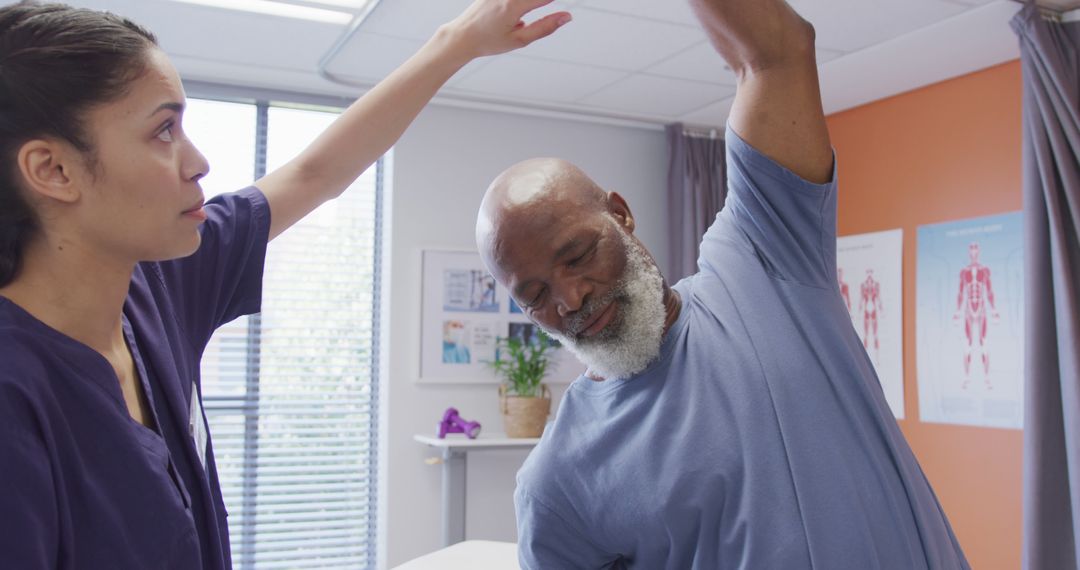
[{"xmin": 555, "ymin": 278, "xmax": 590, "ymax": 318}]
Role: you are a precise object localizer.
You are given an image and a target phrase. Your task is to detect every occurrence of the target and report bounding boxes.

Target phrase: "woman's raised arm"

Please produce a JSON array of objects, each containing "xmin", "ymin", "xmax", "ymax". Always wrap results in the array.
[{"xmin": 257, "ymin": 0, "xmax": 570, "ymax": 241}]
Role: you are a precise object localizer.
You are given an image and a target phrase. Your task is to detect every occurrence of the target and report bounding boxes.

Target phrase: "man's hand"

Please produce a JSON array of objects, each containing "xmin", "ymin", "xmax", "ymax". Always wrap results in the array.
[
  {"xmin": 687, "ymin": 0, "xmax": 833, "ymax": 184},
  {"xmin": 688, "ymin": 0, "xmax": 813, "ymax": 75}
]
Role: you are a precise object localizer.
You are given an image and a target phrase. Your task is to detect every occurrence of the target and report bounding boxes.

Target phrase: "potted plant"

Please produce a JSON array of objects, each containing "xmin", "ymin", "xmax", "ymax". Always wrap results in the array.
[{"xmin": 488, "ymin": 330, "xmax": 557, "ymax": 438}]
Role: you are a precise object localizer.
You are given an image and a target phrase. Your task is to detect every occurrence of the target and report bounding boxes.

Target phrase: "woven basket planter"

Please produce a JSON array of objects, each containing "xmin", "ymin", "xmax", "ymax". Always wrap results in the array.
[{"xmin": 500, "ymin": 383, "xmax": 551, "ymax": 438}]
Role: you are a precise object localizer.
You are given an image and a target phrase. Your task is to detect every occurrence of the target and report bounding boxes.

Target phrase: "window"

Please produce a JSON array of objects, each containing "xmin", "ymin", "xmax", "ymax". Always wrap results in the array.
[{"xmin": 186, "ymin": 96, "xmax": 381, "ymax": 569}]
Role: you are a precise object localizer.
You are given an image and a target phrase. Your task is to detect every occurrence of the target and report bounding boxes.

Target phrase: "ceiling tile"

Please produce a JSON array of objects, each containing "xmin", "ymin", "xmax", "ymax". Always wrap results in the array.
[
  {"xmin": 787, "ymin": 0, "xmax": 970, "ymax": 52},
  {"xmin": 677, "ymin": 97, "xmax": 735, "ymax": 129},
  {"xmin": 575, "ymin": 0, "xmax": 702, "ymax": 26},
  {"xmin": 446, "ymin": 58, "xmax": 493, "ymax": 88},
  {"xmin": 453, "ymin": 56, "xmax": 627, "ymax": 103},
  {"xmin": 578, "ymin": 74, "xmax": 735, "ymax": 118},
  {"xmin": 517, "ymin": 6, "xmax": 703, "ymax": 70},
  {"xmin": 644, "ymin": 40, "xmax": 736, "ymax": 84},
  {"xmin": 326, "ymin": 33, "xmax": 425, "ymax": 83},
  {"xmin": 817, "ymin": 0, "xmax": 1020, "ymax": 115},
  {"xmin": 816, "ymin": 47, "xmax": 845, "ymax": 64},
  {"xmin": 647, "ymin": 40, "xmax": 847, "ymax": 83}
]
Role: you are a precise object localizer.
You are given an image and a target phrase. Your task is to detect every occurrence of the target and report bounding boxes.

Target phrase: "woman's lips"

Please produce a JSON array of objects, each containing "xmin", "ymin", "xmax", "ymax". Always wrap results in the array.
[{"xmin": 182, "ymin": 201, "xmax": 206, "ymax": 221}]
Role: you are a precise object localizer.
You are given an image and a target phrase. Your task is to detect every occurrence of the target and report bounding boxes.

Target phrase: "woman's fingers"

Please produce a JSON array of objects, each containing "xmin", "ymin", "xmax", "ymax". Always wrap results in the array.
[
  {"xmin": 513, "ymin": 11, "xmax": 572, "ymax": 47},
  {"xmin": 446, "ymin": 0, "xmax": 571, "ymax": 58}
]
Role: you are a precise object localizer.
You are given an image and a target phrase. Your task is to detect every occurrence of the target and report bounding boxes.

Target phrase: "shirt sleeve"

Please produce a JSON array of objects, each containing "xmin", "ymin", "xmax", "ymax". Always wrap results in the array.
[
  {"xmin": 516, "ymin": 487, "xmax": 624, "ymax": 570},
  {"xmin": 0, "ymin": 382, "xmax": 58, "ymax": 569},
  {"xmin": 155, "ymin": 186, "xmax": 271, "ymax": 350},
  {"xmin": 700, "ymin": 126, "xmax": 839, "ymax": 289}
]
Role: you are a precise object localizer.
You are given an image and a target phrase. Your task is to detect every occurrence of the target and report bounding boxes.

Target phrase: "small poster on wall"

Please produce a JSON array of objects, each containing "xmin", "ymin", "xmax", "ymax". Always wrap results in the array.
[
  {"xmin": 916, "ymin": 212, "xmax": 1024, "ymax": 429},
  {"xmin": 419, "ymin": 249, "xmax": 582, "ymax": 383},
  {"xmin": 837, "ymin": 228, "xmax": 905, "ymax": 419}
]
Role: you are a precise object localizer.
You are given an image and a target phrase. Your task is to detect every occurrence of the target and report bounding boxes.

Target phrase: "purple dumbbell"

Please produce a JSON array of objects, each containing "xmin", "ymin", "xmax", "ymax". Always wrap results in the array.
[{"xmin": 438, "ymin": 407, "xmax": 481, "ymax": 439}]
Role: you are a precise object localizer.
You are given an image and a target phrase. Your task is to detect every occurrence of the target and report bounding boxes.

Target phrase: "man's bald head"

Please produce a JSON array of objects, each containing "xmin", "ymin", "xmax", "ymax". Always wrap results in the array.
[
  {"xmin": 476, "ymin": 158, "xmax": 608, "ymax": 265},
  {"xmin": 474, "ymin": 158, "xmax": 672, "ymax": 380}
]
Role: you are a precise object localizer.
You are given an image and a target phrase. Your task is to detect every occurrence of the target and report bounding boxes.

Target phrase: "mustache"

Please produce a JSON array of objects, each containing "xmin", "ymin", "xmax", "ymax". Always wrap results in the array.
[{"xmin": 565, "ymin": 285, "xmax": 623, "ymax": 338}]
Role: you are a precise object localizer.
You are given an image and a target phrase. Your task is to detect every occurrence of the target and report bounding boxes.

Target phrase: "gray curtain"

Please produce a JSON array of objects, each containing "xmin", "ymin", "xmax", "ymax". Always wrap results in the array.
[
  {"xmin": 1012, "ymin": 5, "xmax": 1080, "ymax": 570},
  {"xmin": 665, "ymin": 123, "xmax": 727, "ymax": 282}
]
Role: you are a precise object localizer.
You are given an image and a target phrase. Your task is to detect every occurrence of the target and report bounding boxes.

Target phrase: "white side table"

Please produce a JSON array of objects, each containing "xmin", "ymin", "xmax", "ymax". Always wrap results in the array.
[
  {"xmin": 392, "ymin": 540, "xmax": 517, "ymax": 570},
  {"xmin": 414, "ymin": 434, "xmax": 539, "ymax": 547}
]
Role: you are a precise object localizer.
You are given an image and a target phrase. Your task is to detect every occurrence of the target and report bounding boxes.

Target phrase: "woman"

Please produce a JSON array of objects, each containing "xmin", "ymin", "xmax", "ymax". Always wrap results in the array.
[{"xmin": 0, "ymin": 0, "xmax": 569, "ymax": 567}]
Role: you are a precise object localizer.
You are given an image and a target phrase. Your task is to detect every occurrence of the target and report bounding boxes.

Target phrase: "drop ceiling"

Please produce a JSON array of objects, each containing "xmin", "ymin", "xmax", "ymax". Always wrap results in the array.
[{"xmin": 63, "ymin": 0, "xmax": 1036, "ymax": 129}]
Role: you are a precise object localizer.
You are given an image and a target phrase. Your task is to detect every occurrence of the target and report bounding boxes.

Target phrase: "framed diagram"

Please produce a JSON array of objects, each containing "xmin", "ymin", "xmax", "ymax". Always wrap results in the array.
[
  {"xmin": 916, "ymin": 211, "xmax": 1024, "ymax": 429},
  {"xmin": 837, "ymin": 228, "xmax": 905, "ymax": 419},
  {"xmin": 418, "ymin": 249, "xmax": 581, "ymax": 384}
]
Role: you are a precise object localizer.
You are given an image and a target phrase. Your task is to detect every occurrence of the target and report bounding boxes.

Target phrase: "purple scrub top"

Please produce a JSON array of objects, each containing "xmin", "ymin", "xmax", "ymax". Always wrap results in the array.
[{"xmin": 0, "ymin": 187, "xmax": 269, "ymax": 569}]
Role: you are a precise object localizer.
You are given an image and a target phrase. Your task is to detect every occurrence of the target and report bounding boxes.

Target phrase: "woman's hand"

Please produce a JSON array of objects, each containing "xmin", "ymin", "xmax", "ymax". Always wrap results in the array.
[
  {"xmin": 257, "ymin": 0, "xmax": 570, "ymax": 241},
  {"xmin": 440, "ymin": 0, "xmax": 572, "ymax": 61}
]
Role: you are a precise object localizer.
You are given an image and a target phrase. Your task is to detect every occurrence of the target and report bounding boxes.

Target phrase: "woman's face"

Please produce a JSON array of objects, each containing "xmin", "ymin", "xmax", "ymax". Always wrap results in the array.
[{"xmin": 70, "ymin": 48, "xmax": 210, "ymax": 263}]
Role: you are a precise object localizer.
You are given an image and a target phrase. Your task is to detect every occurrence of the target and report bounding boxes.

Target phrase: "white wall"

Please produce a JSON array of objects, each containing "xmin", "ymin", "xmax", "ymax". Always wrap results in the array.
[{"xmin": 381, "ymin": 104, "xmax": 668, "ymax": 567}]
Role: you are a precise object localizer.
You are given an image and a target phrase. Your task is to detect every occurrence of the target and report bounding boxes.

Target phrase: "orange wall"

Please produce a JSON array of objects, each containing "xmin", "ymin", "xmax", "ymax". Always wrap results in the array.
[{"xmin": 827, "ymin": 61, "xmax": 1024, "ymax": 570}]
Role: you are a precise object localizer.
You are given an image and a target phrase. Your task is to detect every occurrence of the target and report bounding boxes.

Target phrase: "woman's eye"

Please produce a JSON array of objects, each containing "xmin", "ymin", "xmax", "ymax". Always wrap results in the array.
[{"xmin": 156, "ymin": 123, "xmax": 175, "ymax": 142}]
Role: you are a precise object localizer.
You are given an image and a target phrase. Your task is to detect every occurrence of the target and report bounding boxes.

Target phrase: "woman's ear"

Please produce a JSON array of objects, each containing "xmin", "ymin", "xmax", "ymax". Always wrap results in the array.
[
  {"xmin": 16, "ymin": 139, "xmax": 83, "ymax": 205},
  {"xmin": 607, "ymin": 191, "xmax": 635, "ymax": 233}
]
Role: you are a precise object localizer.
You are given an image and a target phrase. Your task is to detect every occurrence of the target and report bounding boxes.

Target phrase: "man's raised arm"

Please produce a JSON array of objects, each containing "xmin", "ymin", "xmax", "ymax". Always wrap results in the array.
[{"xmin": 688, "ymin": 0, "xmax": 833, "ymax": 184}]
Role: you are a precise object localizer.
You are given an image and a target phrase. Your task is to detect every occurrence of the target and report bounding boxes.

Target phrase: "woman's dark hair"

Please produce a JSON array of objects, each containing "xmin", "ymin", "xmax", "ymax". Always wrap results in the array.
[{"xmin": 0, "ymin": 1, "xmax": 157, "ymax": 286}]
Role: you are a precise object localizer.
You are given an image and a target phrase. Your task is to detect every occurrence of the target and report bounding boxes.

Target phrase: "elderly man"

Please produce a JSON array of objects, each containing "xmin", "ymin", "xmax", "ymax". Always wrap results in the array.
[{"xmin": 475, "ymin": 0, "xmax": 970, "ymax": 567}]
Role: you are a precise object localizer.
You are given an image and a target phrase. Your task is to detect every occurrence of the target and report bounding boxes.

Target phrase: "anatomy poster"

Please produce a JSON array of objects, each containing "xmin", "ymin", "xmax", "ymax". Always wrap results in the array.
[
  {"xmin": 419, "ymin": 249, "xmax": 581, "ymax": 383},
  {"xmin": 916, "ymin": 212, "xmax": 1024, "ymax": 429},
  {"xmin": 837, "ymin": 229, "xmax": 905, "ymax": 419}
]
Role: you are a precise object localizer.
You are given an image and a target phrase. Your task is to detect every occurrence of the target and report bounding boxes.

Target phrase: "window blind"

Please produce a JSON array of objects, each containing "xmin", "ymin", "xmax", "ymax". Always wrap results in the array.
[{"xmin": 191, "ymin": 98, "xmax": 380, "ymax": 569}]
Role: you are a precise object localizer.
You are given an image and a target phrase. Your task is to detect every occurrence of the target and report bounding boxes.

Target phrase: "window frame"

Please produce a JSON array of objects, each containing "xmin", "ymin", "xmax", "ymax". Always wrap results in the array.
[{"xmin": 187, "ymin": 83, "xmax": 383, "ymax": 570}]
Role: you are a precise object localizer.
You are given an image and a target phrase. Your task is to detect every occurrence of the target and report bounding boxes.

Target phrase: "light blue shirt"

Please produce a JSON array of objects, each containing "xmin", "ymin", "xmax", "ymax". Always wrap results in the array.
[{"xmin": 515, "ymin": 128, "xmax": 969, "ymax": 569}]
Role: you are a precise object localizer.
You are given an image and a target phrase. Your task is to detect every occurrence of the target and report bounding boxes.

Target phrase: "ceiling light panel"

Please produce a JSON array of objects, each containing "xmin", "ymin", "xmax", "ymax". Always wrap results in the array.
[
  {"xmin": 299, "ymin": 0, "xmax": 374, "ymax": 9},
  {"xmin": 170, "ymin": 0, "xmax": 354, "ymax": 24}
]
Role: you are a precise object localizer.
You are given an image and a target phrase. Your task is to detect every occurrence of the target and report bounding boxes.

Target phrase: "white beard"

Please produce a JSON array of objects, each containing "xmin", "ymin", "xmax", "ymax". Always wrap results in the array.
[{"xmin": 545, "ymin": 227, "xmax": 667, "ymax": 380}]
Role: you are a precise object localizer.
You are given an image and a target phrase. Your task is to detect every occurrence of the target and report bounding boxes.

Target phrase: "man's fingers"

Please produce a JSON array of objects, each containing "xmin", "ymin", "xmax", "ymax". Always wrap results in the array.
[{"xmin": 515, "ymin": 11, "xmax": 571, "ymax": 46}]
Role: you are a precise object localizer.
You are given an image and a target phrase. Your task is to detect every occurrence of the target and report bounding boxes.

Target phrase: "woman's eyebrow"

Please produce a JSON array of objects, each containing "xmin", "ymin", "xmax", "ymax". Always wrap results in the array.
[{"xmin": 147, "ymin": 101, "xmax": 184, "ymax": 118}]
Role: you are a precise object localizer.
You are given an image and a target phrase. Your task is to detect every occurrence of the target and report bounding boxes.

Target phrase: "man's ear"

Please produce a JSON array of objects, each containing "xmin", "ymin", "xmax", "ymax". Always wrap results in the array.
[
  {"xmin": 16, "ymin": 139, "xmax": 83, "ymax": 205},
  {"xmin": 607, "ymin": 191, "xmax": 635, "ymax": 233}
]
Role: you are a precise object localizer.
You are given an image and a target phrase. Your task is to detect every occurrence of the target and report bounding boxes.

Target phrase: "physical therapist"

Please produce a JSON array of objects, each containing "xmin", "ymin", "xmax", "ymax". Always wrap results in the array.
[{"xmin": 0, "ymin": 0, "xmax": 568, "ymax": 567}]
